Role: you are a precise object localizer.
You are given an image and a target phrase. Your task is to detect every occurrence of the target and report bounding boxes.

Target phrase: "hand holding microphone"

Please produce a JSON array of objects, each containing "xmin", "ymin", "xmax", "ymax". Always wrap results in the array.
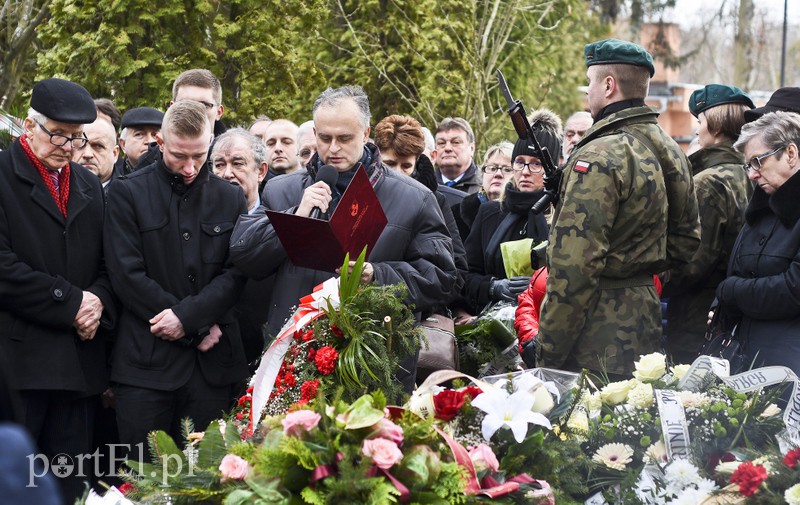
[{"xmin": 298, "ymin": 165, "xmax": 339, "ymax": 218}]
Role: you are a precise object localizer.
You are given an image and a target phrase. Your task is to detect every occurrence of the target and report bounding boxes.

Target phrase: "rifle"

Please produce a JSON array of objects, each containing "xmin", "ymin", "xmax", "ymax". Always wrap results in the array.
[{"xmin": 496, "ymin": 69, "xmax": 560, "ymax": 214}]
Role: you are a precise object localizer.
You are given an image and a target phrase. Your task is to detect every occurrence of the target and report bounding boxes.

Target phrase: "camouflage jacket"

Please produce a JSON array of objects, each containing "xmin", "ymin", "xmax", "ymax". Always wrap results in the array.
[
  {"xmin": 538, "ymin": 106, "xmax": 700, "ymax": 375},
  {"xmin": 661, "ymin": 142, "xmax": 751, "ymax": 363}
]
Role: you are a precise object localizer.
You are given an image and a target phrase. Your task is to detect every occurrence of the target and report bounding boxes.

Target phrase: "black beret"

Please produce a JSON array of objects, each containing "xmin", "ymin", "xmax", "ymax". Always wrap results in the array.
[
  {"xmin": 30, "ymin": 78, "xmax": 97, "ymax": 124},
  {"xmin": 120, "ymin": 107, "xmax": 164, "ymax": 129},
  {"xmin": 688, "ymin": 84, "xmax": 754, "ymax": 117},
  {"xmin": 744, "ymin": 87, "xmax": 800, "ymax": 123},
  {"xmin": 584, "ymin": 38, "xmax": 655, "ymax": 78}
]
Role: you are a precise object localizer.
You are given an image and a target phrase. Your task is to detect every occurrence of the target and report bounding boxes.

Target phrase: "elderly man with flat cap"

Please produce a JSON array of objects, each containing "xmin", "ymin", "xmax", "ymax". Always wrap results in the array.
[
  {"xmin": 536, "ymin": 39, "xmax": 701, "ymax": 377},
  {"xmin": 115, "ymin": 106, "xmax": 164, "ymax": 176},
  {"xmin": 0, "ymin": 78, "xmax": 116, "ymax": 502}
]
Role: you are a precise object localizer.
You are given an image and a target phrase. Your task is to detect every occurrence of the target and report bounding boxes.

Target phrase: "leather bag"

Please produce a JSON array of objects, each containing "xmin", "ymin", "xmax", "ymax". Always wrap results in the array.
[{"xmin": 418, "ymin": 314, "xmax": 459, "ymax": 371}]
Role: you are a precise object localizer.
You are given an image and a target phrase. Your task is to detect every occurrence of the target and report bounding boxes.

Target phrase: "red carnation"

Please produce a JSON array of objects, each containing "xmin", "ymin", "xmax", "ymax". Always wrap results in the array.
[
  {"xmin": 246, "ymin": 385, "xmax": 254, "ymax": 394},
  {"xmin": 118, "ymin": 483, "xmax": 136, "ymax": 496},
  {"xmin": 314, "ymin": 346, "xmax": 338, "ymax": 375},
  {"xmin": 307, "ymin": 347, "xmax": 317, "ymax": 362},
  {"xmin": 730, "ymin": 461, "xmax": 767, "ymax": 497},
  {"xmin": 433, "ymin": 389, "xmax": 465, "ymax": 421},
  {"xmin": 784, "ymin": 448, "xmax": 800, "ymax": 468},
  {"xmin": 461, "ymin": 386, "xmax": 483, "ymax": 400},
  {"xmin": 330, "ymin": 325, "xmax": 344, "ymax": 338},
  {"xmin": 302, "ymin": 329, "xmax": 315, "ymax": 342},
  {"xmin": 284, "ymin": 372, "xmax": 297, "ymax": 388},
  {"xmin": 301, "ymin": 379, "xmax": 321, "ymax": 402}
]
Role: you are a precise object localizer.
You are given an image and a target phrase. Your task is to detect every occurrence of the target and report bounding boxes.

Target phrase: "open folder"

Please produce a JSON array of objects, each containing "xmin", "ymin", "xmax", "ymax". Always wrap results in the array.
[{"xmin": 266, "ymin": 166, "xmax": 388, "ymax": 273}]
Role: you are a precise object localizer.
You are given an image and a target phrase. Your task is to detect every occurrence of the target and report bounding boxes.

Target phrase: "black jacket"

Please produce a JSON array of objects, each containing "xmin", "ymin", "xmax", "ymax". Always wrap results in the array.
[
  {"xmin": 463, "ymin": 185, "xmax": 549, "ymax": 313},
  {"xmin": 0, "ymin": 140, "xmax": 116, "ymax": 395},
  {"xmin": 104, "ymin": 159, "xmax": 248, "ymax": 390},
  {"xmin": 717, "ymin": 172, "xmax": 800, "ymax": 374},
  {"xmin": 230, "ymin": 144, "xmax": 458, "ymax": 339}
]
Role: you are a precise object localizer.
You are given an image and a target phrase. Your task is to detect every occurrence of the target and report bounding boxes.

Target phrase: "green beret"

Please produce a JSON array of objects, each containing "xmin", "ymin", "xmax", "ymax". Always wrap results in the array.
[
  {"xmin": 688, "ymin": 84, "xmax": 755, "ymax": 117},
  {"xmin": 584, "ymin": 38, "xmax": 655, "ymax": 78}
]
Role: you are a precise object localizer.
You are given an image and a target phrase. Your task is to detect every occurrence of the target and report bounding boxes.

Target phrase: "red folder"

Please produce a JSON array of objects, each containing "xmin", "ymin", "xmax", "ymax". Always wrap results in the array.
[{"xmin": 266, "ymin": 166, "xmax": 388, "ymax": 273}]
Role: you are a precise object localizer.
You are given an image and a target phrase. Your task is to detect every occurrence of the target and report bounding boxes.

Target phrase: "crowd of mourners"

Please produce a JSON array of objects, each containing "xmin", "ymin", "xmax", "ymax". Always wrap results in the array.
[{"xmin": 2, "ymin": 37, "xmax": 800, "ymax": 503}]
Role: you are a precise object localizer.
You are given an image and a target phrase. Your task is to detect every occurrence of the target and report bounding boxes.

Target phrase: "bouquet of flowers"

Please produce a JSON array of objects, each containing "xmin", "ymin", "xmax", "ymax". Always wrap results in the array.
[
  {"xmin": 407, "ymin": 368, "xmax": 590, "ymax": 503},
  {"xmin": 456, "ymin": 303, "xmax": 520, "ymax": 377},
  {"xmin": 120, "ymin": 392, "xmax": 472, "ymax": 504},
  {"xmin": 557, "ymin": 353, "xmax": 798, "ymax": 504},
  {"xmin": 234, "ymin": 249, "xmax": 421, "ymax": 434}
]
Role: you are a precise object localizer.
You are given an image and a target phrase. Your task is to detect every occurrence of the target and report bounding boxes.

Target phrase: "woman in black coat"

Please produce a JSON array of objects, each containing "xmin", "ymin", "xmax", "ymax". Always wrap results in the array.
[
  {"xmin": 716, "ymin": 111, "xmax": 800, "ymax": 375},
  {"xmin": 462, "ymin": 109, "xmax": 561, "ymax": 314}
]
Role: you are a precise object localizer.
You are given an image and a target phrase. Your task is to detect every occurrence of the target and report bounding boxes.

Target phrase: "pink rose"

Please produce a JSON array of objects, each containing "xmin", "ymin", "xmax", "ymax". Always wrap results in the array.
[
  {"xmin": 468, "ymin": 443, "xmax": 499, "ymax": 474},
  {"xmin": 369, "ymin": 418, "xmax": 404, "ymax": 445},
  {"xmin": 281, "ymin": 410, "xmax": 321, "ymax": 437},
  {"xmin": 219, "ymin": 454, "xmax": 249, "ymax": 481},
  {"xmin": 362, "ymin": 437, "xmax": 403, "ymax": 469}
]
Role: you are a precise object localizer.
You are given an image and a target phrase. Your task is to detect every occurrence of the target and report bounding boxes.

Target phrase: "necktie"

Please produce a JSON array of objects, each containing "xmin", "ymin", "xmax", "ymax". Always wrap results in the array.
[
  {"xmin": 445, "ymin": 180, "xmax": 457, "ymax": 187},
  {"xmin": 49, "ymin": 170, "xmax": 60, "ymax": 197}
]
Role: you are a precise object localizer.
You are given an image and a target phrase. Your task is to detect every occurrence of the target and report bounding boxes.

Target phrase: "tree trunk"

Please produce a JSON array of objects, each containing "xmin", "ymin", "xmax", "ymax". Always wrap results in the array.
[{"xmin": 733, "ymin": 0, "xmax": 754, "ymax": 89}]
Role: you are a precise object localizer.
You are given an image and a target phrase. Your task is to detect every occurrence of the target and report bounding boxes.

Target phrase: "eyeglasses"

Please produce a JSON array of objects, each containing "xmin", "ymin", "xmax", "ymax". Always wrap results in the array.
[
  {"xmin": 512, "ymin": 159, "xmax": 544, "ymax": 173},
  {"xmin": 481, "ymin": 164, "xmax": 514, "ymax": 175},
  {"xmin": 34, "ymin": 119, "xmax": 88, "ymax": 148},
  {"xmin": 743, "ymin": 146, "xmax": 786, "ymax": 174}
]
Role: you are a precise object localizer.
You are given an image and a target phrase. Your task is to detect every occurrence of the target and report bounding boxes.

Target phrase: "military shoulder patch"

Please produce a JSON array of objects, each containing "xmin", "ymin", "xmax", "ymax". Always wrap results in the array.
[{"xmin": 573, "ymin": 160, "xmax": 590, "ymax": 173}]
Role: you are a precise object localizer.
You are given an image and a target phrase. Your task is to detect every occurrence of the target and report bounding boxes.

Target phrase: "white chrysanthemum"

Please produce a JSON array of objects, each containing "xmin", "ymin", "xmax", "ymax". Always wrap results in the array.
[
  {"xmin": 759, "ymin": 403, "xmax": 782, "ymax": 418},
  {"xmin": 664, "ymin": 459, "xmax": 701, "ymax": 490},
  {"xmin": 643, "ymin": 440, "xmax": 668, "ymax": 465},
  {"xmin": 695, "ymin": 477, "xmax": 718, "ymax": 496},
  {"xmin": 677, "ymin": 390, "xmax": 709, "ymax": 409},
  {"xmin": 671, "ymin": 364, "xmax": 691, "ymax": 380},
  {"xmin": 632, "ymin": 352, "xmax": 667, "ymax": 382},
  {"xmin": 626, "ymin": 381, "xmax": 654, "ymax": 409},
  {"xmin": 592, "ymin": 443, "xmax": 634, "ymax": 471},
  {"xmin": 567, "ymin": 408, "xmax": 589, "ymax": 433},
  {"xmin": 785, "ymin": 483, "xmax": 800, "ymax": 505}
]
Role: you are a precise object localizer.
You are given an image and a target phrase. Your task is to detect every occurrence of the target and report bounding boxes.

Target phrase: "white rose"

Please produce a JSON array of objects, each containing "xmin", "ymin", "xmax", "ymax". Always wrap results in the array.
[
  {"xmin": 600, "ymin": 380, "xmax": 634, "ymax": 405},
  {"xmin": 530, "ymin": 384, "xmax": 555, "ymax": 414},
  {"xmin": 671, "ymin": 364, "xmax": 691, "ymax": 380},
  {"xmin": 632, "ymin": 352, "xmax": 667, "ymax": 382},
  {"xmin": 626, "ymin": 381, "xmax": 654, "ymax": 409}
]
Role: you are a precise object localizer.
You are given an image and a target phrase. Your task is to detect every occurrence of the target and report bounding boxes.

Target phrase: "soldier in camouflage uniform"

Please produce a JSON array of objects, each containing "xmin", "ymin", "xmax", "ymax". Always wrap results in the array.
[
  {"xmin": 662, "ymin": 85, "xmax": 754, "ymax": 364},
  {"xmin": 537, "ymin": 39, "xmax": 701, "ymax": 376}
]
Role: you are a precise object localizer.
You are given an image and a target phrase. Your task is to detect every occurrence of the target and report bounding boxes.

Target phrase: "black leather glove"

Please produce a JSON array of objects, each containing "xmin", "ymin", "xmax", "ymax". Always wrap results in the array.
[
  {"xmin": 508, "ymin": 276, "xmax": 531, "ymax": 296},
  {"xmin": 489, "ymin": 278, "xmax": 514, "ymax": 302},
  {"xmin": 412, "ymin": 154, "xmax": 438, "ymax": 193},
  {"xmin": 521, "ymin": 339, "xmax": 537, "ymax": 368},
  {"xmin": 544, "ymin": 169, "xmax": 562, "ymax": 195}
]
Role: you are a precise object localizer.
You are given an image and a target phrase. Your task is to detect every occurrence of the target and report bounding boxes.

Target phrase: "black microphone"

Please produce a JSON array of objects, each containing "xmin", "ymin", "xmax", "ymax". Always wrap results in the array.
[{"xmin": 310, "ymin": 164, "xmax": 339, "ymax": 219}]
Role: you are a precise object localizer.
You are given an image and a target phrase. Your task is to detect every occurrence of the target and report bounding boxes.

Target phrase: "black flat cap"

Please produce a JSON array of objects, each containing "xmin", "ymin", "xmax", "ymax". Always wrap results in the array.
[
  {"xmin": 744, "ymin": 87, "xmax": 800, "ymax": 123},
  {"xmin": 120, "ymin": 107, "xmax": 164, "ymax": 129},
  {"xmin": 30, "ymin": 78, "xmax": 96, "ymax": 124}
]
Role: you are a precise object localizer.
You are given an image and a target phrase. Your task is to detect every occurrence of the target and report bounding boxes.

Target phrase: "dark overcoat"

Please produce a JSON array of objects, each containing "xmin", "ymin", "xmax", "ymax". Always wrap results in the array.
[
  {"xmin": 104, "ymin": 159, "xmax": 248, "ymax": 390},
  {"xmin": 0, "ymin": 140, "xmax": 115, "ymax": 395}
]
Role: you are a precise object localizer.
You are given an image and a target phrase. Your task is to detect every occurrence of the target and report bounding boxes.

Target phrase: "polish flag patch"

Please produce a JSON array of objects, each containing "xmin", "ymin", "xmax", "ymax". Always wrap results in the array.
[{"xmin": 573, "ymin": 160, "xmax": 590, "ymax": 173}]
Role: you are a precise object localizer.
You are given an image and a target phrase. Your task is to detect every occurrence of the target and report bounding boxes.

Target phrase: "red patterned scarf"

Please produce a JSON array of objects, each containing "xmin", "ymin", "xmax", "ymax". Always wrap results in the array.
[{"xmin": 19, "ymin": 135, "xmax": 70, "ymax": 217}]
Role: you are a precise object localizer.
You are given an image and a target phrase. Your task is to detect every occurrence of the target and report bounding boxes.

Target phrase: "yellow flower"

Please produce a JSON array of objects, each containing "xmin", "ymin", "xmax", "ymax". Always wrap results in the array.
[
  {"xmin": 626, "ymin": 381, "xmax": 654, "ymax": 409},
  {"xmin": 632, "ymin": 352, "xmax": 667, "ymax": 382},
  {"xmin": 785, "ymin": 483, "xmax": 800, "ymax": 505}
]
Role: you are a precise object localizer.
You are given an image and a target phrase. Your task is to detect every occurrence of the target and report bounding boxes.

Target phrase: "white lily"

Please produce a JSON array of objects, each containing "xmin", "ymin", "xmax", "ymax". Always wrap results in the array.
[{"xmin": 470, "ymin": 386, "xmax": 552, "ymax": 443}]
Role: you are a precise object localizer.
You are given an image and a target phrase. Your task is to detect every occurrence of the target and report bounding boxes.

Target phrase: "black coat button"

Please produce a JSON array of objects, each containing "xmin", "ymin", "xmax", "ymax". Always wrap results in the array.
[
  {"xmin": 182, "ymin": 232, "xmax": 191, "ymax": 241},
  {"xmin": 53, "ymin": 288, "xmax": 63, "ymax": 299}
]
